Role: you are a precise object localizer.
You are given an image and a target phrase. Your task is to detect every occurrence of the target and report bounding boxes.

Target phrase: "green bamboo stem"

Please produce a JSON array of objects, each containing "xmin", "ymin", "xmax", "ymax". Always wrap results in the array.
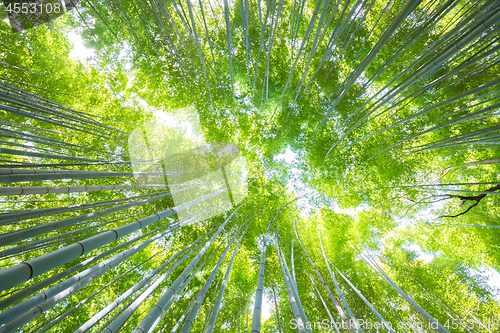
[
  {"xmin": 0, "ymin": 146, "xmax": 101, "ymax": 163},
  {"xmin": 73, "ymin": 228, "xmax": 216, "ymax": 333},
  {"xmin": 0, "ymin": 215, "xmax": 204, "ymax": 324},
  {"xmin": 180, "ymin": 221, "xmax": 250, "ymax": 332},
  {"xmin": 250, "ymin": 198, "xmax": 298, "ymax": 333},
  {"xmin": 0, "ymin": 185, "xmax": 236, "ymax": 292},
  {"xmin": 0, "ymin": 211, "xmax": 152, "ymax": 258},
  {"xmin": 205, "ymin": 216, "xmax": 256, "ymax": 333},
  {"xmin": 331, "ymin": 264, "xmax": 395, "ymax": 332},
  {"xmin": 319, "ymin": 234, "xmax": 363, "ymax": 332},
  {"xmin": 294, "ymin": 223, "xmax": 355, "ymax": 333},
  {"xmin": 334, "ymin": 13, "xmax": 500, "ymax": 158},
  {"xmin": 34, "ymin": 248, "xmax": 165, "ymax": 333},
  {"xmin": 276, "ymin": 243, "xmax": 307, "ymax": 333},
  {"xmin": 271, "ymin": 0, "xmax": 324, "ymax": 118},
  {"xmin": 332, "ymin": 0, "xmax": 491, "ymax": 134},
  {"xmin": 308, "ymin": 274, "xmax": 340, "ymax": 333},
  {"xmin": 312, "ymin": 0, "xmax": 424, "ymax": 143},
  {"xmin": 0, "ymin": 183, "xmax": 204, "ymax": 196},
  {"xmin": 0, "ymin": 190, "xmax": 162, "ymax": 225},
  {"xmin": 223, "ymin": 0, "xmax": 238, "ymax": 133},
  {"xmin": 361, "ymin": 252, "xmax": 450, "ymax": 333},
  {"xmin": 129, "ymin": 202, "xmax": 247, "ymax": 333},
  {"xmin": 0, "ymin": 221, "xmax": 173, "ymax": 312},
  {"xmin": 0, "ymin": 190, "xmax": 171, "ymax": 232}
]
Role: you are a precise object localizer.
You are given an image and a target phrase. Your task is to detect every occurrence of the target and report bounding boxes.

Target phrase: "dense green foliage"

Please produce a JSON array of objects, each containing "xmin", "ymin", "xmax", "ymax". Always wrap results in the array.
[{"xmin": 1, "ymin": 0, "xmax": 500, "ymax": 332}]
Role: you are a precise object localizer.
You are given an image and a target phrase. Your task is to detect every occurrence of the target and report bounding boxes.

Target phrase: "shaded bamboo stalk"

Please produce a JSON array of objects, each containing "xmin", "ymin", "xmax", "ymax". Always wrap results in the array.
[
  {"xmin": 0, "ymin": 216, "xmax": 212, "ymax": 325},
  {"xmin": 129, "ymin": 202, "xmax": 248, "ymax": 333},
  {"xmin": 0, "ymin": 190, "xmax": 166, "ymax": 226},
  {"xmin": 278, "ymin": 242, "xmax": 310, "ymax": 333},
  {"xmin": 251, "ymin": 198, "xmax": 298, "ymax": 333},
  {"xmin": 319, "ymin": 234, "xmax": 364, "ymax": 332},
  {"xmin": 179, "ymin": 220, "xmax": 251, "ymax": 332},
  {"xmin": 0, "ymin": 212, "xmax": 153, "ymax": 258},
  {"xmin": 0, "ymin": 168, "xmax": 198, "ymax": 184},
  {"xmin": 308, "ymin": 274, "xmax": 340, "ymax": 333},
  {"xmin": 0, "ymin": 220, "xmax": 177, "ymax": 312},
  {"xmin": 293, "ymin": 222, "xmax": 355, "ymax": 333},
  {"xmin": 276, "ymin": 243, "xmax": 308, "ymax": 333},
  {"xmin": 332, "ymin": 264, "xmax": 395, "ymax": 333},
  {"xmin": 0, "ymin": 182, "xmax": 205, "ymax": 196},
  {"xmin": 205, "ymin": 216, "xmax": 257, "ymax": 333},
  {"xmin": 360, "ymin": 251, "xmax": 450, "ymax": 333},
  {"xmin": 35, "ymin": 248, "xmax": 165, "ymax": 332},
  {"xmin": 78, "ymin": 231, "xmax": 215, "ymax": 333},
  {"xmin": 0, "ymin": 185, "xmax": 237, "ymax": 292}
]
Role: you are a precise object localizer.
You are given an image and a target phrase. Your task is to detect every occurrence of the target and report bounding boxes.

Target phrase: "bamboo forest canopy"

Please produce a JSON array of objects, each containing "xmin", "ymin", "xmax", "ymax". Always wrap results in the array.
[{"xmin": 0, "ymin": 0, "xmax": 500, "ymax": 332}]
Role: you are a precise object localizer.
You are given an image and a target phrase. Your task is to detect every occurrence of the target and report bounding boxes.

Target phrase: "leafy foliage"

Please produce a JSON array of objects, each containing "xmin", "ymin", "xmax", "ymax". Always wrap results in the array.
[{"xmin": 1, "ymin": 0, "xmax": 500, "ymax": 332}]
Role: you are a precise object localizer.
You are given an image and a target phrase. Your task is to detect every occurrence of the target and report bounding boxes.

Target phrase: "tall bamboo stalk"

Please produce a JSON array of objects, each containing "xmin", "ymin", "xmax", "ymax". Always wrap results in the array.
[
  {"xmin": 129, "ymin": 202, "xmax": 248, "ymax": 333},
  {"xmin": 205, "ymin": 216, "xmax": 257, "ymax": 333}
]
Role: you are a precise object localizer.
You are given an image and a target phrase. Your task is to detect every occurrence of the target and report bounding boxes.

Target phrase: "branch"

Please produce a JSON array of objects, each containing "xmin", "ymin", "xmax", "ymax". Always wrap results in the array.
[
  {"xmin": 439, "ymin": 184, "xmax": 500, "ymax": 218},
  {"xmin": 439, "ymin": 200, "xmax": 480, "ymax": 218}
]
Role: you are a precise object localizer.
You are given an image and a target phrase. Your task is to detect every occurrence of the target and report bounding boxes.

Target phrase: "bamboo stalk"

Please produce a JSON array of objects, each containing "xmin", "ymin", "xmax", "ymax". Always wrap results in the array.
[
  {"xmin": 129, "ymin": 202, "xmax": 247, "ymax": 333},
  {"xmin": 205, "ymin": 216, "xmax": 257, "ymax": 333},
  {"xmin": 318, "ymin": 234, "xmax": 363, "ymax": 332},
  {"xmin": 0, "ymin": 183, "xmax": 204, "ymax": 196},
  {"xmin": 75, "ymin": 229, "xmax": 216, "ymax": 333},
  {"xmin": 361, "ymin": 251, "xmax": 450, "ymax": 333},
  {"xmin": 0, "ymin": 186, "xmax": 237, "ymax": 292},
  {"xmin": 180, "ymin": 220, "xmax": 250, "ymax": 332},
  {"xmin": 294, "ymin": 223, "xmax": 356, "ymax": 333}
]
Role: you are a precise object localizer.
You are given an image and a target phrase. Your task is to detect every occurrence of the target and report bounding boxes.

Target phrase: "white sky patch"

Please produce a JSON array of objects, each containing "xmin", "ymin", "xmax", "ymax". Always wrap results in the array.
[
  {"xmin": 249, "ymin": 294, "xmax": 274, "ymax": 321},
  {"xmin": 262, "ymin": 294, "xmax": 274, "ymax": 321},
  {"xmin": 67, "ymin": 31, "xmax": 95, "ymax": 62},
  {"xmin": 153, "ymin": 108, "xmax": 206, "ymax": 144},
  {"xmin": 414, "ymin": 199, "xmax": 447, "ymax": 220},
  {"xmin": 118, "ymin": 42, "xmax": 133, "ymax": 70},
  {"xmin": 286, "ymin": 167, "xmax": 318, "ymax": 216},
  {"xmin": 273, "ymin": 146, "xmax": 320, "ymax": 216},
  {"xmin": 273, "ymin": 146, "xmax": 372, "ymax": 217},
  {"xmin": 401, "ymin": 243, "xmax": 436, "ymax": 263},
  {"xmin": 475, "ymin": 266, "xmax": 500, "ymax": 302},
  {"xmin": 330, "ymin": 201, "xmax": 370, "ymax": 217},
  {"xmin": 393, "ymin": 197, "xmax": 448, "ymax": 230},
  {"xmin": 274, "ymin": 146, "xmax": 298, "ymax": 164}
]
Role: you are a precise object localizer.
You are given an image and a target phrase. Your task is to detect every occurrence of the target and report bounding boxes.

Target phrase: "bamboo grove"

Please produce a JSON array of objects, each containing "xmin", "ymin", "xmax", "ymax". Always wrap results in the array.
[{"xmin": 0, "ymin": 0, "xmax": 500, "ymax": 332}]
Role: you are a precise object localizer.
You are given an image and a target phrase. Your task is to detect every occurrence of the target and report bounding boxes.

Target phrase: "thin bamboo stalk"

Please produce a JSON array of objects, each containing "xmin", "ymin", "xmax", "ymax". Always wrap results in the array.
[
  {"xmin": 0, "ymin": 190, "xmax": 163, "ymax": 226},
  {"xmin": 276, "ymin": 243, "xmax": 309, "ymax": 333},
  {"xmin": 129, "ymin": 202, "xmax": 248, "ymax": 333},
  {"xmin": 251, "ymin": 198, "xmax": 298, "ymax": 333},
  {"xmin": 0, "ymin": 213, "xmax": 148, "ymax": 258},
  {"xmin": 0, "ymin": 185, "xmax": 238, "ymax": 292},
  {"xmin": 318, "ymin": 234, "xmax": 363, "ymax": 332},
  {"xmin": 0, "ymin": 216, "xmax": 209, "ymax": 325},
  {"xmin": 180, "ymin": 221, "xmax": 250, "ymax": 332},
  {"xmin": 294, "ymin": 223, "xmax": 355, "ymax": 333},
  {"xmin": 205, "ymin": 216, "xmax": 257, "ymax": 333},
  {"xmin": 0, "ymin": 190, "xmax": 172, "ymax": 240},
  {"xmin": 74, "ymin": 229, "xmax": 216, "ymax": 333},
  {"xmin": 308, "ymin": 274, "xmax": 340, "ymax": 333},
  {"xmin": 361, "ymin": 252, "xmax": 450, "ymax": 333},
  {"xmin": 223, "ymin": 0, "xmax": 238, "ymax": 133},
  {"xmin": 34, "ymin": 248, "xmax": 163, "ymax": 333},
  {"xmin": 332, "ymin": 264, "xmax": 395, "ymax": 332},
  {"xmin": 0, "ymin": 183, "xmax": 203, "ymax": 196}
]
